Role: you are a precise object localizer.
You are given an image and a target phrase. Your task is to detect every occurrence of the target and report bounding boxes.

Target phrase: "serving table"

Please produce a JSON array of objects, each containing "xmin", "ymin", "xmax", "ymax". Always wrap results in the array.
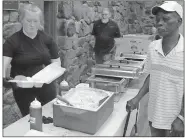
[{"xmin": 3, "ymin": 74, "xmax": 147, "ymax": 137}]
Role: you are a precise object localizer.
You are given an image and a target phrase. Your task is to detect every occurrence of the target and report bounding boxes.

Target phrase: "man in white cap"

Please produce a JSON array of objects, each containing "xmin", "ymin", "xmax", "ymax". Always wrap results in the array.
[{"xmin": 126, "ymin": 1, "xmax": 184, "ymax": 137}]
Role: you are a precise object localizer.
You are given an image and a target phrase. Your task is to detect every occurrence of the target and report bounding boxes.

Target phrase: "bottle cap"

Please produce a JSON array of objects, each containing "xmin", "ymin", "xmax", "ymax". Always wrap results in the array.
[
  {"xmin": 60, "ymin": 80, "xmax": 69, "ymax": 87},
  {"xmin": 30, "ymin": 98, "xmax": 41, "ymax": 108}
]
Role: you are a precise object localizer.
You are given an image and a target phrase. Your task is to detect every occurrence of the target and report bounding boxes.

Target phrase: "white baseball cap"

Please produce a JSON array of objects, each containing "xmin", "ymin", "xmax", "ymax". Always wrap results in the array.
[{"xmin": 152, "ymin": 1, "xmax": 183, "ymax": 19}]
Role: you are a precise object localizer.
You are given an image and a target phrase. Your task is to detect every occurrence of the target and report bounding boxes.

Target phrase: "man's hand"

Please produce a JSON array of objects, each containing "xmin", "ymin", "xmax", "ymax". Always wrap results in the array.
[
  {"xmin": 171, "ymin": 117, "xmax": 184, "ymax": 137},
  {"xmin": 126, "ymin": 97, "xmax": 140, "ymax": 112}
]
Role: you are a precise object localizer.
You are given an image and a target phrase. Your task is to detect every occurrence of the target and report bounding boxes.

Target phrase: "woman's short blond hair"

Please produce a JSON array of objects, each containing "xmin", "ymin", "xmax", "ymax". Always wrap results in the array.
[{"xmin": 18, "ymin": 2, "xmax": 44, "ymax": 30}]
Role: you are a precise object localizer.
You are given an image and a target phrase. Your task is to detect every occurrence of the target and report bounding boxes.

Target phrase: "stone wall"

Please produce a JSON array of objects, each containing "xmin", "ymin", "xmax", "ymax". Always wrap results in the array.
[
  {"xmin": 3, "ymin": 10, "xmax": 22, "ymax": 42},
  {"xmin": 3, "ymin": 9, "xmax": 22, "ymax": 128},
  {"xmin": 56, "ymin": 1, "xmax": 163, "ymax": 87}
]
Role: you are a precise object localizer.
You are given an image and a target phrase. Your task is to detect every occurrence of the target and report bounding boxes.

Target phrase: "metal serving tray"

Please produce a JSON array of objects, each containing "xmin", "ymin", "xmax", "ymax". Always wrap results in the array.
[
  {"xmin": 105, "ymin": 59, "xmax": 145, "ymax": 70},
  {"xmin": 87, "ymin": 75, "xmax": 129, "ymax": 93},
  {"xmin": 53, "ymin": 89, "xmax": 114, "ymax": 135},
  {"xmin": 91, "ymin": 64, "xmax": 140, "ymax": 79},
  {"xmin": 116, "ymin": 53, "xmax": 147, "ymax": 61}
]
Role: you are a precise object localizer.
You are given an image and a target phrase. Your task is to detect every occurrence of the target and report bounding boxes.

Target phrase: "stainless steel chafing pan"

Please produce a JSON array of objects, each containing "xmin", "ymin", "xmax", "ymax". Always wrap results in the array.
[{"xmin": 92, "ymin": 63, "xmax": 141, "ymax": 79}]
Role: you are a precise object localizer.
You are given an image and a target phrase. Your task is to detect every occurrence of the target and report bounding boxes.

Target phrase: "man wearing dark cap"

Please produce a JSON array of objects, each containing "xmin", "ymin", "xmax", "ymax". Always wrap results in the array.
[{"xmin": 126, "ymin": 1, "xmax": 184, "ymax": 137}]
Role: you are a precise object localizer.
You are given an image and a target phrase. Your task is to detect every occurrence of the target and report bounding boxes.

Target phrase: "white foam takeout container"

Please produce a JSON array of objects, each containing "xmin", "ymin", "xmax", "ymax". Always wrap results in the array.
[{"xmin": 8, "ymin": 63, "xmax": 66, "ymax": 88}]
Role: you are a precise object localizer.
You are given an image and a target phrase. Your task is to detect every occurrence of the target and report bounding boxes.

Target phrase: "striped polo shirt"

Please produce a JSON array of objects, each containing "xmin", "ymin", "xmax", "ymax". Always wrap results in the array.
[{"xmin": 144, "ymin": 34, "xmax": 184, "ymax": 130}]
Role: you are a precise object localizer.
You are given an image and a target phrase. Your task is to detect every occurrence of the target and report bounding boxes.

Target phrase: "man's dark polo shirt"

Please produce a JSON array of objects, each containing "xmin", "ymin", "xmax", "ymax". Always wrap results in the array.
[{"xmin": 92, "ymin": 19, "xmax": 121, "ymax": 54}]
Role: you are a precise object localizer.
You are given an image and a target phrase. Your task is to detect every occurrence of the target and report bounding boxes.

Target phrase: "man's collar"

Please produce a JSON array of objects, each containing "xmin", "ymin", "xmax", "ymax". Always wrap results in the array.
[
  {"xmin": 154, "ymin": 34, "xmax": 184, "ymax": 55},
  {"xmin": 154, "ymin": 39, "xmax": 164, "ymax": 55},
  {"xmin": 175, "ymin": 34, "xmax": 184, "ymax": 52}
]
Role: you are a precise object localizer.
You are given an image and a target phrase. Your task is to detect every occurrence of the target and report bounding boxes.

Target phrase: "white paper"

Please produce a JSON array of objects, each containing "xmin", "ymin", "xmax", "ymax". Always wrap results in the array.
[{"xmin": 24, "ymin": 129, "xmax": 53, "ymax": 136}]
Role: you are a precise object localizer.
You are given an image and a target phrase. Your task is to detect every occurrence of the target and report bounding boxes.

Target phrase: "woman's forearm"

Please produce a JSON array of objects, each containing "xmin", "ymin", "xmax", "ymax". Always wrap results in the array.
[{"xmin": 3, "ymin": 56, "xmax": 12, "ymax": 78}]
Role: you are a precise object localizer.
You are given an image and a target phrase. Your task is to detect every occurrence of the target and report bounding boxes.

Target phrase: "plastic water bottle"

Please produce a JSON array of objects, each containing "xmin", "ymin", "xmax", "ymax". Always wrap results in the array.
[
  {"xmin": 59, "ymin": 80, "xmax": 69, "ymax": 96},
  {"xmin": 29, "ymin": 98, "xmax": 42, "ymax": 131}
]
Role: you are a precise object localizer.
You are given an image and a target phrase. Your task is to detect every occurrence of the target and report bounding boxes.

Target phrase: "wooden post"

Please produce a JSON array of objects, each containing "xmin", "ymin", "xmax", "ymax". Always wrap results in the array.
[{"xmin": 44, "ymin": 1, "xmax": 57, "ymax": 41}]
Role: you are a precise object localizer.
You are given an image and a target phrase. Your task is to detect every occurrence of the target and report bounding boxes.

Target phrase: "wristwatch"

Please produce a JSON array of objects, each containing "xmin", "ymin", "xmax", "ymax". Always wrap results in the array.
[{"xmin": 177, "ymin": 115, "xmax": 184, "ymax": 124}]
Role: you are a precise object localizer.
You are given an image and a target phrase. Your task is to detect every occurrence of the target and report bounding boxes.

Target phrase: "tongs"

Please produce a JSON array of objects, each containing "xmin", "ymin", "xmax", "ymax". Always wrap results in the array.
[
  {"xmin": 56, "ymin": 95, "xmax": 73, "ymax": 106},
  {"xmin": 119, "ymin": 58, "xmax": 139, "ymax": 64},
  {"xmin": 98, "ymin": 96, "xmax": 109, "ymax": 106}
]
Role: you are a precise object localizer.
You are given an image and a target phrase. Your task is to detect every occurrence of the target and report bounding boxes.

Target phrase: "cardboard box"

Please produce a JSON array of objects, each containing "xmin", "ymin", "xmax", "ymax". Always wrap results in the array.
[
  {"xmin": 115, "ymin": 35, "xmax": 152, "ymax": 59},
  {"xmin": 53, "ymin": 91, "xmax": 114, "ymax": 134}
]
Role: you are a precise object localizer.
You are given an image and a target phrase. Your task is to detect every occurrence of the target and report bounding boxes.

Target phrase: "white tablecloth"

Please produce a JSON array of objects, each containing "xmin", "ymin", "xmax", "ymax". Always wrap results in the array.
[{"xmin": 3, "ymin": 75, "xmax": 147, "ymax": 137}]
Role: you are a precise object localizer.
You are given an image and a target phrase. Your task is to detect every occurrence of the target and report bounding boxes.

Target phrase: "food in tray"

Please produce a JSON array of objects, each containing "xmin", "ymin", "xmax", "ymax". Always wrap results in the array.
[
  {"xmin": 56, "ymin": 88, "xmax": 111, "ymax": 110},
  {"xmin": 56, "ymin": 95, "xmax": 73, "ymax": 106}
]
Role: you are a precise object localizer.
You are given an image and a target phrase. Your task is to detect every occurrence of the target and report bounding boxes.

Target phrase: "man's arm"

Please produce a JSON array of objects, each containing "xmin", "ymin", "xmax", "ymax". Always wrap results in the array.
[
  {"xmin": 179, "ymin": 95, "xmax": 184, "ymax": 117},
  {"xmin": 115, "ymin": 25, "xmax": 121, "ymax": 38},
  {"xmin": 134, "ymin": 74, "xmax": 150, "ymax": 101},
  {"xmin": 91, "ymin": 21, "xmax": 97, "ymax": 36},
  {"xmin": 126, "ymin": 74, "xmax": 150, "ymax": 111},
  {"xmin": 171, "ymin": 94, "xmax": 184, "ymax": 136}
]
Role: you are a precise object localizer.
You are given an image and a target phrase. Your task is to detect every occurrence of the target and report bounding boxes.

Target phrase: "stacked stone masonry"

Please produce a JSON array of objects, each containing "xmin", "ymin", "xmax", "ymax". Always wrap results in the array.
[
  {"xmin": 56, "ymin": 1, "xmax": 165, "ymax": 87},
  {"xmin": 3, "ymin": 0, "xmax": 168, "ymax": 128},
  {"xmin": 3, "ymin": 9, "xmax": 22, "ymax": 128}
]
